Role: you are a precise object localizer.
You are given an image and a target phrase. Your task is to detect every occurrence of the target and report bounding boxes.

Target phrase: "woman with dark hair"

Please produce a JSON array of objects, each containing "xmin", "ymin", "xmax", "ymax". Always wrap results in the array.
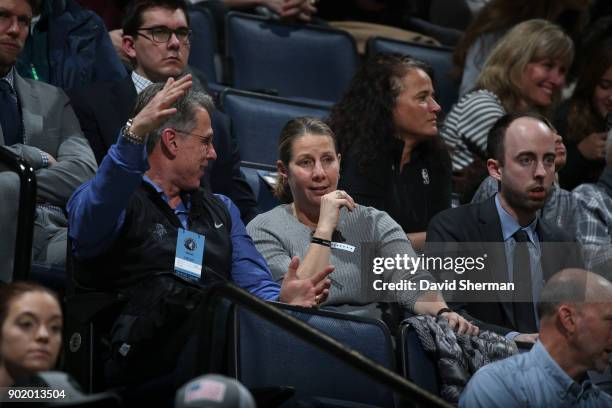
[
  {"xmin": 247, "ymin": 117, "xmax": 478, "ymax": 334},
  {"xmin": 453, "ymin": 0, "xmax": 588, "ymax": 96},
  {"xmin": 328, "ymin": 53, "xmax": 450, "ymax": 251},
  {"xmin": 556, "ymin": 38, "xmax": 612, "ymax": 190},
  {"xmin": 0, "ymin": 282, "xmax": 63, "ymax": 387}
]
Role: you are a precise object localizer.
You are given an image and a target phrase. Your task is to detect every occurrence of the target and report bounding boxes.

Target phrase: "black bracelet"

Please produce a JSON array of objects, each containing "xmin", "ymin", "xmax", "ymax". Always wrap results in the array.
[
  {"xmin": 436, "ymin": 307, "xmax": 452, "ymax": 317},
  {"xmin": 311, "ymin": 236, "xmax": 331, "ymax": 247}
]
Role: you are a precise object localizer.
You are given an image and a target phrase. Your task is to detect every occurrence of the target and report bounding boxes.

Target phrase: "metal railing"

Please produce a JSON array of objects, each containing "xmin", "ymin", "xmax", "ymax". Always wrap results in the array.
[{"xmin": 199, "ymin": 283, "xmax": 452, "ymax": 408}]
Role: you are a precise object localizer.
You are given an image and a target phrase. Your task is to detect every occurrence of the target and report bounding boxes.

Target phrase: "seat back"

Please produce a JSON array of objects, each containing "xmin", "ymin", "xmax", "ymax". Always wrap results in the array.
[
  {"xmin": 226, "ymin": 12, "xmax": 359, "ymax": 102},
  {"xmin": 232, "ymin": 303, "xmax": 396, "ymax": 407},
  {"xmin": 62, "ymin": 234, "xmax": 127, "ymax": 393},
  {"xmin": 188, "ymin": 7, "xmax": 219, "ymax": 84},
  {"xmin": 220, "ymin": 88, "xmax": 331, "ymax": 165},
  {"xmin": 239, "ymin": 161, "xmax": 280, "ymax": 214},
  {"xmin": 399, "ymin": 322, "xmax": 440, "ymax": 396},
  {"xmin": 367, "ymin": 37, "xmax": 458, "ymax": 113},
  {"xmin": 63, "ymin": 291, "xmax": 126, "ymax": 393}
]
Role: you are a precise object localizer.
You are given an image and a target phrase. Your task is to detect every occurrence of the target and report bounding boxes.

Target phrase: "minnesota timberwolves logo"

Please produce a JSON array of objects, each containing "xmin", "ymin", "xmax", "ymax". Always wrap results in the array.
[
  {"xmin": 184, "ymin": 237, "xmax": 197, "ymax": 251},
  {"xmin": 421, "ymin": 168, "xmax": 430, "ymax": 185}
]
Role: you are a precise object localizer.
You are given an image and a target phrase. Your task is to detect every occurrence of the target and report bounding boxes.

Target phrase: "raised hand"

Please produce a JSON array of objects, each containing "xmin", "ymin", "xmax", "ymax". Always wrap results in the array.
[{"xmin": 130, "ymin": 75, "xmax": 193, "ymax": 140}]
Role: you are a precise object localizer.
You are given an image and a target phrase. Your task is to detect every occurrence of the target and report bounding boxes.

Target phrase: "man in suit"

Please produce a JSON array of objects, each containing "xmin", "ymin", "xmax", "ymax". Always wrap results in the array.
[
  {"xmin": 0, "ymin": 0, "xmax": 97, "ymax": 280},
  {"xmin": 426, "ymin": 112, "xmax": 583, "ymax": 344},
  {"xmin": 68, "ymin": 0, "xmax": 259, "ymax": 223}
]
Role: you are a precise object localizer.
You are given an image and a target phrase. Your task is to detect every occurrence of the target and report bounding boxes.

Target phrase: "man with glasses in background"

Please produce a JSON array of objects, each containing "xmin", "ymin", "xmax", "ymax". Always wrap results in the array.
[{"xmin": 69, "ymin": 0, "xmax": 259, "ymax": 223}]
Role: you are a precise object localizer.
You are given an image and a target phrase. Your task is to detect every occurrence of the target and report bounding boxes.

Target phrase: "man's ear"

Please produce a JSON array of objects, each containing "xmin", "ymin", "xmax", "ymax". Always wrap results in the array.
[
  {"xmin": 557, "ymin": 304, "xmax": 578, "ymax": 335},
  {"xmin": 123, "ymin": 35, "xmax": 137, "ymax": 60},
  {"xmin": 487, "ymin": 158, "xmax": 502, "ymax": 182},
  {"xmin": 161, "ymin": 128, "xmax": 179, "ymax": 156}
]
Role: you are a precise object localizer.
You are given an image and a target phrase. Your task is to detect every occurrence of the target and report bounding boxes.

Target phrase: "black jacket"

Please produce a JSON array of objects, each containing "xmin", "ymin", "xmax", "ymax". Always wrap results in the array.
[
  {"xmin": 75, "ymin": 183, "xmax": 233, "ymax": 289},
  {"xmin": 339, "ymin": 140, "xmax": 452, "ymax": 233}
]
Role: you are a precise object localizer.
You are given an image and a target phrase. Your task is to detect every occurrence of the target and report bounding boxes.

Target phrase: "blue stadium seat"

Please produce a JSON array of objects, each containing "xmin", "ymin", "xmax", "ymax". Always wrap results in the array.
[
  {"xmin": 226, "ymin": 12, "xmax": 359, "ymax": 103},
  {"xmin": 220, "ymin": 88, "xmax": 331, "ymax": 165},
  {"xmin": 231, "ymin": 303, "xmax": 397, "ymax": 407},
  {"xmin": 367, "ymin": 37, "xmax": 458, "ymax": 114},
  {"xmin": 399, "ymin": 321, "xmax": 441, "ymax": 396},
  {"xmin": 188, "ymin": 7, "xmax": 219, "ymax": 85},
  {"xmin": 239, "ymin": 162, "xmax": 280, "ymax": 214}
]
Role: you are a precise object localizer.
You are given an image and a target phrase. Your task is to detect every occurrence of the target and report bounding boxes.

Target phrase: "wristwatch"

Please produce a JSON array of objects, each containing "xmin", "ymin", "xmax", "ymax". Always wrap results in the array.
[{"xmin": 121, "ymin": 118, "xmax": 144, "ymax": 145}]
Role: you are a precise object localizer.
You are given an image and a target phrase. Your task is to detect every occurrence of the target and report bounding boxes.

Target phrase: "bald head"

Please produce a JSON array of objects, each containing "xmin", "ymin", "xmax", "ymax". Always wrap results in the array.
[
  {"xmin": 487, "ymin": 111, "xmax": 555, "ymax": 165},
  {"xmin": 538, "ymin": 268, "xmax": 612, "ymax": 318},
  {"xmin": 538, "ymin": 268, "xmax": 612, "ymax": 377}
]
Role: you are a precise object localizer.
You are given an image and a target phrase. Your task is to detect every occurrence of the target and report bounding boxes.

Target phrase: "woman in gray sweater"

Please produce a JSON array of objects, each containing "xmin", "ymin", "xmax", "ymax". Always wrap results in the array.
[{"xmin": 247, "ymin": 117, "xmax": 477, "ymax": 334}]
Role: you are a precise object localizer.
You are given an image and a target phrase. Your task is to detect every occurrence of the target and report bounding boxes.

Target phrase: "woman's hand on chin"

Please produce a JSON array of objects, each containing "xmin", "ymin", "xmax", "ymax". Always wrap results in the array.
[{"xmin": 315, "ymin": 190, "xmax": 356, "ymax": 237}]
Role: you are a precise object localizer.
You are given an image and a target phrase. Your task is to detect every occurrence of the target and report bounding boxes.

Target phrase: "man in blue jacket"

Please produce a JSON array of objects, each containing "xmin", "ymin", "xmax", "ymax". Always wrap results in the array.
[{"xmin": 67, "ymin": 76, "xmax": 332, "ymax": 386}]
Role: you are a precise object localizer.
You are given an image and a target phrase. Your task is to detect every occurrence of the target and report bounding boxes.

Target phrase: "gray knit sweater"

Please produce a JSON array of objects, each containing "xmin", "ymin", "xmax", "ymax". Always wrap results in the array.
[{"xmin": 247, "ymin": 204, "xmax": 436, "ymax": 311}]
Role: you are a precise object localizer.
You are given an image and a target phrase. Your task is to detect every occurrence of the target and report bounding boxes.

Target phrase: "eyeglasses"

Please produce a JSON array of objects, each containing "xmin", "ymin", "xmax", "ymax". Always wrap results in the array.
[
  {"xmin": 136, "ymin": 26, "xmax": 192, "ymax": 44},
  {"xmin": 174, "ymin": 129, "xmax": 213, "ymax": 149}
]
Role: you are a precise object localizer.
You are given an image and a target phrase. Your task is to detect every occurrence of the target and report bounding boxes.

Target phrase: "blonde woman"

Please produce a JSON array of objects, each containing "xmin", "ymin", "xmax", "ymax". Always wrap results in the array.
[
  {"xmin": 454, "ymin": 0, "xmax": 587, "ymax": 96},
  {"xmin": 441, "ymin": 19, "xmax": 574, "ymax": 202}
]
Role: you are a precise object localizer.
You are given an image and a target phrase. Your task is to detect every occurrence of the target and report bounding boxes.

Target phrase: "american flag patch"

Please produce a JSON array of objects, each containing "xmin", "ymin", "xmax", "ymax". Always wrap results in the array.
[{"xmin": 185, "ymin": 379, "xmax": 227, "ymax": 403}]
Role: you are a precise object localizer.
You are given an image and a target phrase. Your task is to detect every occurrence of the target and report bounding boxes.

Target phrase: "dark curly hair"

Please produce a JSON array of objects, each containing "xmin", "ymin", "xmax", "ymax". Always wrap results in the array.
[{"xmin": 328, "ymin": 53, "xmax": 442, "ymax": 172}]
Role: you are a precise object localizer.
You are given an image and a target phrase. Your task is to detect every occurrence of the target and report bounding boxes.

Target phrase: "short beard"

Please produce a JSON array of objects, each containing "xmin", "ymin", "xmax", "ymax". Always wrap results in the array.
[{"xmin": 501, "ymin": 185, "xmax": 549, "ymax": 216}]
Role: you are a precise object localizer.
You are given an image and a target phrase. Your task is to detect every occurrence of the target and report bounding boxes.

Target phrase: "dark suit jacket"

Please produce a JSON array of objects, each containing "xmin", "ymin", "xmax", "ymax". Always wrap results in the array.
[
  {"xmin": 426, "ymin": 196, "xmax": 583, "ymax": 335},
  {"xmin": 67, "ymin": 76, "xmax": 259, "ymax": 223}
]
